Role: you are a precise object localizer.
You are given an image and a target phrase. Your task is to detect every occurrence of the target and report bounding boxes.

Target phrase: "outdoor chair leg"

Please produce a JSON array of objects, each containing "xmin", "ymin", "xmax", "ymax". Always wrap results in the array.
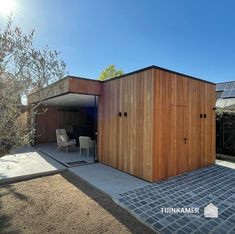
[{"xmin": 79, "ymin": 148, "xmax": 81, "ymax": 157}]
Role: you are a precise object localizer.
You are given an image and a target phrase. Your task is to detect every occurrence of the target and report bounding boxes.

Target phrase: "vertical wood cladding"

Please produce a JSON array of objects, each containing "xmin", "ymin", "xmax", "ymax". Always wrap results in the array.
[
  {"xmin": 98, "ymin": 68, "xmax": 215, "ymax": 182},
  {"xmin": 98, "ymin": 69, "xmax": 154, "ymax": 181},
  {"xmin": 152, "ymin": 69, "xmax": 215, "ymax": 181},
  {"xmin": 35, "ymin": 106, "xmax": 87, "ymax": 143},
  {"xmin": 35, "ymin": 106, "xmax": 59, "ymax": 143}
]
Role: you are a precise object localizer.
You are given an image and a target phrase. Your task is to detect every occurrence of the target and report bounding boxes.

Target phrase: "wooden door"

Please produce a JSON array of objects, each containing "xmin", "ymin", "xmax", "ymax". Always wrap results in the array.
[
  {"xmin": 117, "ymin": 78, "xmax": 125, "ymax": 171},
  {"xmin": 98, "ymin": 80, "xmax": 119, "ymax": 167},
  {"xmin": 98, "ymin": 69, "xmax": 154, "ymax": 181},
  {"xmin": 200, "ymin": 82, "xmax": 216, "ymax": 166},
  {"xmin": 169, "ymin": 105, "xmax": 188, "ymax": 176},
  {"xmin": 117, "ymin": 73, "xmax": 153, "ymax": 180},
  {"xmin": 117, "ymin": 76, "xmax": 130, "ymax": 173}
]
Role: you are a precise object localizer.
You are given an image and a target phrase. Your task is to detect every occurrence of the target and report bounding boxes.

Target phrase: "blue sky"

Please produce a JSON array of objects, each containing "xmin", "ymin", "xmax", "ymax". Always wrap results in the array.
[{"xmin": 3, "ymin": 0, "xmax": 235, "ymax": 82}]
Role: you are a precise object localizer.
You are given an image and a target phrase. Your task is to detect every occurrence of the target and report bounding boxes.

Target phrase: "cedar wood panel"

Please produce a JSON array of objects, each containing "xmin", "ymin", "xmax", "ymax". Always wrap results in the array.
[
  {"xmin": 35, "ymin": 105, "xmax": 87, "ymax": 143},
  {"xmin": 69, "ymin": 77, "xmax": 102, "ymax": 96},
  {"xmin": 152, "ymin": 69, "xmax": 215, "ymax": 181},
  {"xmin": 98, "ymin": 69, "xmax": 154, "ymax": 181},
  {"xmin": 35, "ymin": 106, "xmax": 59, "ymax": 143},
  {"xmin": 98, "ymin": 68, "xmax": 215, "ymax": 182}
]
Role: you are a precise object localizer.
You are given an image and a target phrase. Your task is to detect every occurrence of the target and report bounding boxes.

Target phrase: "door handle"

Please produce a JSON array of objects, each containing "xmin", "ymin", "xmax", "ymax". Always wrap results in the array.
[{"xmin": 184, "ymin": 138, "xmax": 187, "ymax": 144}]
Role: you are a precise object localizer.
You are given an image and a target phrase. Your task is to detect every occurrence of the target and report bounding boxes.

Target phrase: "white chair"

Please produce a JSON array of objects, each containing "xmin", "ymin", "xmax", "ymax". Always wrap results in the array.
[
  {"xmin": 56, "ymin": 129, "xmax": 76, "ymax": 152},
  {"xmin": 79, "ymin": 136, "xmax": 94, "ymax": 157}
]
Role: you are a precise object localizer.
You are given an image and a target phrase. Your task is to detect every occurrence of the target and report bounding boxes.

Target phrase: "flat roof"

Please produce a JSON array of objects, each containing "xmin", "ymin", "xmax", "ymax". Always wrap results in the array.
[
  {"xmin": 102, "ymin": 65, "xmax": 215, "ymax": 85},
  {"xmin": 29, "ymin": 64, "xmax": 215, "ymax": 101}
]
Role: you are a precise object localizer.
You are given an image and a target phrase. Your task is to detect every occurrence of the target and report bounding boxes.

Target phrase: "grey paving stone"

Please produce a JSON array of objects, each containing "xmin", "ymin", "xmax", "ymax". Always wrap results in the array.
[
  {"xmin": 161, "ymin": 227, "xmax": 173, "ymax": 234},
  {"xmin": 219, "ymin": 222, "xmax": 233, "ymax": 231},
  {"xmin": 133, "ymin": 208, "xmax": 142, "ymax": 214},
  {"xmin": 203, "ymin": 222, "xmax": 215, "ymax": 231},
  {"xmin": 154, "ymin": 212, "xmax": 164, "ymax": 219},
  {"xmin": 223, "ymin": 220, "xmax": 235, "ymax": 231},
  {"xmin": 145, "ymin": 217, "xmax": 156, "ymax": 225},
  {"xmin": 198, "ymin": 225, "xmax": 211, "ymax": 233},
  {"xmin": 207, "ymin": 219, "xmax": 219, "ymax": 227},
  {"xmin": 128, "ymin": 205, "xmax": 136, "ymax": 210},
  {"xmin": 153, "ymin": 222, "xmax": 163, "ymax": 230},
  {"xmin": 177, "ymin": 219, "xmax": 187, "ymax": 226},
  {"xmin": 135, "ymin": 202, "xmax": 142, "ymax": 207},
  {"xmin": 118, "ymin": 198, "xmax": 125, "ymax": 202},
  {"xmin": 182, "ymin": 226, "xmax": 193, "ymax": 233},
  {"xmin": 165, "ymin": 216, "xmax": 175, "ymax": 223},
  {"xmin": 176, "ymin": 230, "xmax": 187, "ymax": 234},
  {"xmin": 170, "ymin": 222, "xmax": 181, "ymax": 230},
  {"xmin": 187, "ymin": 222, "xmax": 198, "ymax": 230},
  {"xmin": 158, "ymin": 218, "xmax": 171, "ymax": 226},
  {"xmin": 146, "ymin": 210, "xmax": 154, "ymax": 216},
  {"xmin": 140, "ymin": 213, "xmax": 148, "ymax": 220},
  {"xmin": 149, "ymin": 202, "xmax": 157, "ymax": 208},
  {"xmin": 123, "ymin": 201, "xmax": 130, "ymax": 206},
  {"xmin": 116, "ymin": 165, "xmax": 235, "ymax": 234},
  {"xmin": 193, "ymin": 227, "xmax": 206, "ymax": 233},
  {"xmin": 212, "ymin": 226, "xmax": 229, "ymax": 234}
]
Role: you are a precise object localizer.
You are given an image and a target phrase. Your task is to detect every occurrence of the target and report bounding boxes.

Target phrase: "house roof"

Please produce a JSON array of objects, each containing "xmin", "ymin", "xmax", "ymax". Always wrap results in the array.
[
  {"xmin": 28, "ymin": 65, "xmax": 215, "ymax": 104},
  {"xmin": 102, "ymin": 65, "xmax": 215, "ymax": 85},
  {"xmin": 58, "ymin": 65, "xmax": 214, "ymax": 85},
  {"xmin": 216, "ymin": 81, "xmax": 235, "ymax": 110},
  {"xmin": 216, "ymin": 81, "xmax": 235, "ymax": 99}
]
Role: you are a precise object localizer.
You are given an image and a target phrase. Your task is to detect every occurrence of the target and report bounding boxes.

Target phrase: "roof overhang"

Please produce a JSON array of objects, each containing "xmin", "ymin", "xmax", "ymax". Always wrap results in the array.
[
  {"xmin": 28, "ymin": 65, "xmax": 214, "ymax": 105},
  {"xmin": 28, "ymin": 76, "xmax": 102, "ymax": 104}
]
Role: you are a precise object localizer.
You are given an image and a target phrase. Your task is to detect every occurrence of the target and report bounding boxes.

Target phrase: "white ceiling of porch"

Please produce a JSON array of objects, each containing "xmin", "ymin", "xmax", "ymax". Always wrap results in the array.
[{"xmin": 42, "ymin": 93, "xmax": 97, "ymax": 107}]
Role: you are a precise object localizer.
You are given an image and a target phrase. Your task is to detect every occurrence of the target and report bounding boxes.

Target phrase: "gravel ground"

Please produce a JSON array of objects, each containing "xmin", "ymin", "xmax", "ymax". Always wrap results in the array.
[{"xmin": 0, "ymin": 172, "xmax": 155, "ymax": 234}]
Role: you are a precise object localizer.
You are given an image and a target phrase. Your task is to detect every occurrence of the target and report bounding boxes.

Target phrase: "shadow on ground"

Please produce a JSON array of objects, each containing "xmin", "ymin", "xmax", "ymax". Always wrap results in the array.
[
  {"xmin": 62, "ymin": 171, "xmax": 156, "ymax": 234},
  {"xmin": 0, "ymin": 173, "xmax": 26, "ymax": 234}
]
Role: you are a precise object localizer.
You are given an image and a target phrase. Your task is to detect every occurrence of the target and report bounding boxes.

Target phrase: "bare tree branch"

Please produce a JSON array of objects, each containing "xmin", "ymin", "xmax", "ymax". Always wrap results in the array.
[{"xmin": 0, "ymin": 17, "xmax": 67, "ymax": 155}]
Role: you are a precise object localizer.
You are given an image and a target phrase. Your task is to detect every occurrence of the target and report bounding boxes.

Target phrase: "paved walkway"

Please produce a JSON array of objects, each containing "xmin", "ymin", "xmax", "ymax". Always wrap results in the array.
[
  {"xmin": 0, "ymin": 146, "xmax": 66, "ymax": 184},
  {"xmin": 115, "ymin": 165, "xmax": 235, "ymax": 234},
  {"xmin": 69, "ymin": 163, "xmax": 149, "ymax": 198}
]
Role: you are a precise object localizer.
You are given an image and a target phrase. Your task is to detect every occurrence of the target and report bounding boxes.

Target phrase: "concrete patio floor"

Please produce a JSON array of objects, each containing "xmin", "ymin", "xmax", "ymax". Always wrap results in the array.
[
  {"xmin": 69, "ymin": 163, "xmax": 149, "ymax": 198},
  {"xmin": 0, "ymin": 146, "xmax": 66, "ymax": 184},
  {"xmin": 35, "ymin": 143, "xmax": 95, "ymax": 166},
  {"xmin": 216, "ymin": 156, "xmax": 235, "ymax": 170},
  {"xmin": 115, "ymin": 165, "xmax": 235, "ymax": 234}
]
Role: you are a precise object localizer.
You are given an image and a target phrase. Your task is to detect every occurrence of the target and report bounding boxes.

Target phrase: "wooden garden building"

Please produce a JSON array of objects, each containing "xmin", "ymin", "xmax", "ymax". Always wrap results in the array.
[{"xmin": 28, "ymin": 65, "xmax": 216, "ymax": 182}]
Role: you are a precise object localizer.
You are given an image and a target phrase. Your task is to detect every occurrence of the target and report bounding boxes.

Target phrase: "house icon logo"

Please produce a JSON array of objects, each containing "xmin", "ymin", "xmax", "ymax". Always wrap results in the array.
[{"xmin": 204, "ymin": 203, "xmax": 218, "ymax": 218}]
